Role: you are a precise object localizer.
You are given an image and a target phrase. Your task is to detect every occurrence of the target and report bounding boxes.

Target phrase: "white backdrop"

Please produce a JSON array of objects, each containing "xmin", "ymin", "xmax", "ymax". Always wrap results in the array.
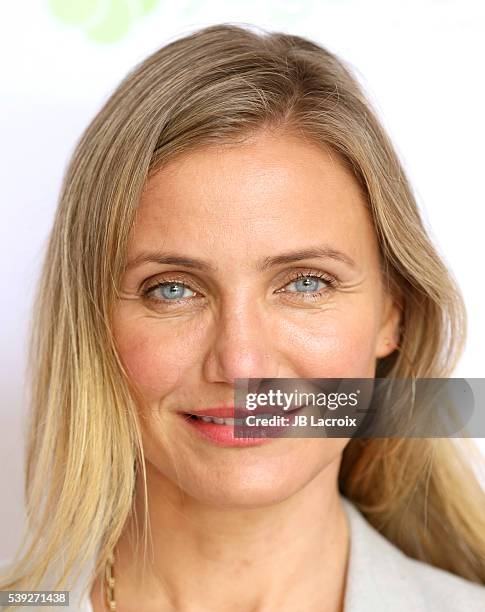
[{"xmin": 1, "ymin": 0, "xmax": 484, "ymax": 563}]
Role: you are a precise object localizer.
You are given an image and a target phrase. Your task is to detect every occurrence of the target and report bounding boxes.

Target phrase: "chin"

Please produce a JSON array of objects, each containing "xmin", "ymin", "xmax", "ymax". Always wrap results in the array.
[
  {"xmin": 160, "ymin": 439, "xmax": 344, "ymax": 510},
  {"xmin": 180, "ymin": 473, "xmax": 310, "ymax": 510}
]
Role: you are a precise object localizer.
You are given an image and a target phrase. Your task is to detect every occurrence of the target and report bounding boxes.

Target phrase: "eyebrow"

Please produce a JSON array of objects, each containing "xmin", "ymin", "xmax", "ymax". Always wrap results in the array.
[{"xmin": 126, "ymin": 246, "xmax": 357, "ymax": 273}]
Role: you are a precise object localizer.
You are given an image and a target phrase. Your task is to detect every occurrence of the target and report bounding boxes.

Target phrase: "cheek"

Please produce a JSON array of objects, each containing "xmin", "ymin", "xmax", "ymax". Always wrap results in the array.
[
  {"xmin": 112, "ymin": 315, "xmax": 198, "ymax": 402},
  {"xmin": 281, "ymin": 305, "xmax": 379, "ymax": 378}
]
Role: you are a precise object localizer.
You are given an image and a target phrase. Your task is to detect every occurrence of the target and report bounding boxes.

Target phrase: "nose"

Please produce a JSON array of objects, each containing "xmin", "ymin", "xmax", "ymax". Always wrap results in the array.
[{"xmin": 202, "ymin": 298, "xmax": 280, "ymax": 384}]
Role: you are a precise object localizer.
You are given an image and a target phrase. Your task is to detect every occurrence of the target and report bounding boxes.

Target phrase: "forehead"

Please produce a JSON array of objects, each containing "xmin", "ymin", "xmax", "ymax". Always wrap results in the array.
[{"xmin": 130, "ymin": 133, "xmax": 376, "ymax": 264}]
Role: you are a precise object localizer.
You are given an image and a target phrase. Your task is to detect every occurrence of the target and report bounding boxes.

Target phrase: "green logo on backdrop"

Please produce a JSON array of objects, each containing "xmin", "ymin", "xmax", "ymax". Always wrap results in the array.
[
  {"xmin": 49, "ymin": 0, "xmax": 345, "ymax": 43},
  {"xmin": 48, "ymin": 0, "xmax": 160, "ymax": 43}
]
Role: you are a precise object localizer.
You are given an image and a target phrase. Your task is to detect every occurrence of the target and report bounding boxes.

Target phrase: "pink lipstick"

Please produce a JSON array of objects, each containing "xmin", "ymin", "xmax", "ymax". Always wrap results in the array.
[{"xmin": 178, "ymin": 405, "xmax": 281, "ymax": 447}]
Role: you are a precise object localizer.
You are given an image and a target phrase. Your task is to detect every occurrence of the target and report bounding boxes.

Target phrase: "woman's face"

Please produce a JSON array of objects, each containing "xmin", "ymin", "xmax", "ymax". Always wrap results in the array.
[{"xmin": 112, "ymin": 131, "xmax": 400, "ymax": 508}]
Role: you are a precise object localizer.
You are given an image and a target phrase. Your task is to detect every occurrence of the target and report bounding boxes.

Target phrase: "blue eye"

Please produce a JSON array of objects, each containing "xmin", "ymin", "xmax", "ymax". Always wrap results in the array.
[
  {"xmin": 282, "ymin": 273, "xmax": 334, "ymax": 297},
  {"xmin": 287, "ymin": 276, "xmax": 327, "ymax": 293},
  {"xmin": 146, "ymin": 281, "xmax": 196, "ymax": 301}
]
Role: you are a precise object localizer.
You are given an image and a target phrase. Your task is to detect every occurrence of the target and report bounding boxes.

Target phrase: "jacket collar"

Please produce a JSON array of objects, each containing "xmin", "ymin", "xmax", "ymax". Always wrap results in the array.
[{"xmin": 341, "ymin": 496, "xmax": 425, "ymax": 612}]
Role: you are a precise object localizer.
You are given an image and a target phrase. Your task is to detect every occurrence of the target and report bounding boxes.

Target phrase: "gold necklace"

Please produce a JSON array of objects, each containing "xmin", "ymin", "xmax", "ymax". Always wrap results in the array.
[{"xmin": 104, "ymin": 551, "xmax": 116, "ymax": 610}]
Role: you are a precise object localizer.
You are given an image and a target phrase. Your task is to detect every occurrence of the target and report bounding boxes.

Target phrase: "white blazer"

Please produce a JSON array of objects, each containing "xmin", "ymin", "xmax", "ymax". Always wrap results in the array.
[
  {"xmin": 341, "ymin": 497, "xmax": 485, "ymax": 611},
  {"xmin": 3, "ymin": 496, "xmax": 485, "ymax": 611}
]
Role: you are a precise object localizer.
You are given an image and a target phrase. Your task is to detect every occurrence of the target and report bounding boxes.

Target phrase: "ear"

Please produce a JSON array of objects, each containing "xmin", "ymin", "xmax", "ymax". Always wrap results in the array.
[{"xmin": 375, "ymin": 289, "xmax": 403, "ymax": 359}]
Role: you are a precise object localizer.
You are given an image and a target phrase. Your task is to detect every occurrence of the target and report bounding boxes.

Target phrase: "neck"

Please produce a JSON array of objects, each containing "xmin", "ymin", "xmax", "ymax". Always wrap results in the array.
[{"xmin": 97, "ymin": 460, "xmax": 349, "ymax": 612}]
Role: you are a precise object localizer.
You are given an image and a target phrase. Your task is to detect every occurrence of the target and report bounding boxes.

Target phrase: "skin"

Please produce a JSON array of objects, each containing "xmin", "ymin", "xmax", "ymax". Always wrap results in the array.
[{"xmin": 90, "ymin": 131, "xmax": 401, "ymax": 611}]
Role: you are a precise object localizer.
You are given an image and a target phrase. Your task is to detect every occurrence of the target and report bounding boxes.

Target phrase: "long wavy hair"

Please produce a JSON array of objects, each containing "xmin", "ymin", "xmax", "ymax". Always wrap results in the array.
[{"xmin": 2, "ymin": 22, "xmax": 484, "ymax": 607}]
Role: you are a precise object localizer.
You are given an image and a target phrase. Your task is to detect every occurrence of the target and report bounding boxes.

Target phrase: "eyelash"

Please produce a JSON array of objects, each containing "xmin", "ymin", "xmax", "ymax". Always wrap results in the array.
[{"xmin": 141, "ymin": 270, "xmax": 339, "ymax": 308}]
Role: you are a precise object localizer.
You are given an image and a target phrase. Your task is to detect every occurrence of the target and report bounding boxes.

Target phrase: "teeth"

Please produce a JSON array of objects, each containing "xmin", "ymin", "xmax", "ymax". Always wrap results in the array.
[
  {"xmin": 193, "ymin": 413, "xmax": 274, "ymax": 425},
  {"xmin": 193, "ymin": 415, "xmax": 246, "ymax": 425}
]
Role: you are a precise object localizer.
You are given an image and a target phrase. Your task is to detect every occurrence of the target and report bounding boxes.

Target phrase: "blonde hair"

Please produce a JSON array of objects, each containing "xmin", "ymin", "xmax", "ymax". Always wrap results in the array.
[{"xmin": 2, "ymin": 22, "xmax": 484, "ymax": 606}]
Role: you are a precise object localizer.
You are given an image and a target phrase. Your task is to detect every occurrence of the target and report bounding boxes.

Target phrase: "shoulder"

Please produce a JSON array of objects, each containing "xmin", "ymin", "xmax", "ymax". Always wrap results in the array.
[{"xmin": 341, "ymin": 497, "xmax": 485, "ymax": 612}]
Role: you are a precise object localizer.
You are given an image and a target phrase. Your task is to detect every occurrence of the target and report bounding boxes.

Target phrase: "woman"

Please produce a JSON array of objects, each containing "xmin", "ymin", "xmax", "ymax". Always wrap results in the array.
[{"xmin": 1, "ymin": 23, "xmax": 484, "ymax": 612}]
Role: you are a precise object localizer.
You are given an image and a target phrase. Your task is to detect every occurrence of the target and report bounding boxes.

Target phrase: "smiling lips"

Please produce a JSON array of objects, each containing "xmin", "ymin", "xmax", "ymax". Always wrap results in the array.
[
  {"xmin": 179, "ymin": 405, "xmax": 284, "ymax": 447},
  {"xmin": 181, "ymin": 406, "xmax": 246, "ymax": 427},
  {"xmin": 178, "ymin": 402, "xmax": 310, "ymax": 447},
  {"xmin": 181, "ymin": 406, "xmax": 240, "ymax": 418},
  {"xmin": 181, "ymin": 403, "xmax": 307, "ymax": 419}
]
